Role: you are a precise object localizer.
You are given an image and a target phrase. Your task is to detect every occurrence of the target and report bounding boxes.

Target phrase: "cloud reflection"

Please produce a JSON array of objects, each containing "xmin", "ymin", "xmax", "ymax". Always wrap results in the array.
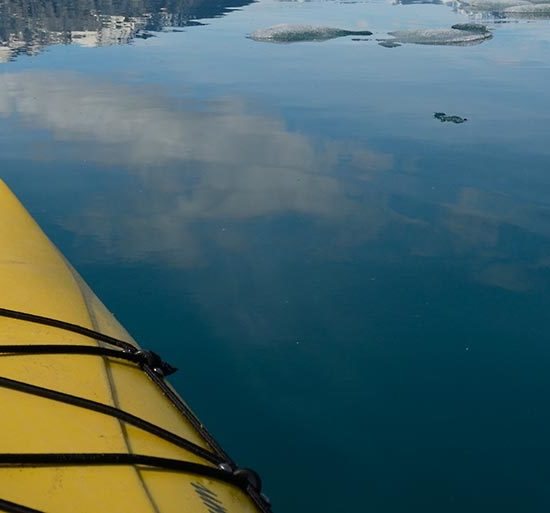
[
  {"xmin": 1, "ymin": 71, "xmax": 548, "ymax": 294},
  {"xmin": 0, "ymin": 71, "xmax": 393, "ymax": 266}
]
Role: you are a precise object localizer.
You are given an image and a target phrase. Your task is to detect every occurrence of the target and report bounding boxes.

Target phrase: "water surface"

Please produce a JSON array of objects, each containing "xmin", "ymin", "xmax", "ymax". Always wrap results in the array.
[{"xmin": 1, "ymin": 0, "xmax": 550, "ymax": 511}]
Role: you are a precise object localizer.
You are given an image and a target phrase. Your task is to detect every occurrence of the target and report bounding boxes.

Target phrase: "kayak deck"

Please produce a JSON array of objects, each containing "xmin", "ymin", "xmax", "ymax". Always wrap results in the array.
[{"xmin": 0, "ymin": 180, "xmax": 269, "ymax": 513}]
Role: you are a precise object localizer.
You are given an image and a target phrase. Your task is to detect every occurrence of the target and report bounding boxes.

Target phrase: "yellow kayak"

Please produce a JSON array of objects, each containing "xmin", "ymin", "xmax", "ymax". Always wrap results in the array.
[{"xmin": 0, "ymin": 180, "xmax": 271, "ymax": 513}]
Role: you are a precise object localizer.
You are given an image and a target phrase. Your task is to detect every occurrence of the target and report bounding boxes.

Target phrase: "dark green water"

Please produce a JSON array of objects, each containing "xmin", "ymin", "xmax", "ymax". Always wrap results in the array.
[{"xmin": 1, "ymin": 0, "xmax": 550, "ymax": 510}]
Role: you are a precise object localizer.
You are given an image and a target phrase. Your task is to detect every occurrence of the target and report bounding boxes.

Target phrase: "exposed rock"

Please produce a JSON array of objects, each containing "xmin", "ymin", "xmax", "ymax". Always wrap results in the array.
[
  {"xmin": 460, "ymin": 0, "xmax": 530, "ymax": 10},
  {"xmin": 388, "ymin": 28, "xmax": 492, "ymax": 45},
  {"xmin": 451, "ymin": 23, "xmax": 489, "ymax": 31},
  {"xmin": 504, "ymin": 3, "xmax": 550, "ymax": 13},
  {"xmin": 434, "ymin": 112, "xmax": 468, "ymax": 123},
  {"xmin": 249, "ymin": 24, "xmax": 372, "ymax": 43}
]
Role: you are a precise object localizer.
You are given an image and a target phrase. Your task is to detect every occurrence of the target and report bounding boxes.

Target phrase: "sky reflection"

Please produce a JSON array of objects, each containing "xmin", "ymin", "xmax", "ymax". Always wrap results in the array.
[{"xmin": 2, "ymin": 69, "xmax": 550, "ymax": 296}]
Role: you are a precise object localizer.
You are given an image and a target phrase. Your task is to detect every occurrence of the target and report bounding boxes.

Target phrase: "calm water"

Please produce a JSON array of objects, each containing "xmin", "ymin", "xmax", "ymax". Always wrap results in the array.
[{"xmin": 2, "ymin": 0, "xmax": 550, "ymax": 510}]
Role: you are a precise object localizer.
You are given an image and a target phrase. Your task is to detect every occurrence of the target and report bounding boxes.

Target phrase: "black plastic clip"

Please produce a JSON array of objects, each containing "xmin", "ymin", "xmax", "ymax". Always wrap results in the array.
[
  {"xmin": 135, "ymin": 350, "xmax": 178, "ymax": 377},
  {"xmin": 234, "ymin": 467, "xmax": 263, "ymax": 492}
]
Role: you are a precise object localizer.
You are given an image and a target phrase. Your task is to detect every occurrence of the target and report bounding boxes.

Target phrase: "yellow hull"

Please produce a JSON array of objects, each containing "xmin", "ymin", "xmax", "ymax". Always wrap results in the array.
[{"xmin": 0, "ymin": 180, "xmax": 268, "ymax": 513}]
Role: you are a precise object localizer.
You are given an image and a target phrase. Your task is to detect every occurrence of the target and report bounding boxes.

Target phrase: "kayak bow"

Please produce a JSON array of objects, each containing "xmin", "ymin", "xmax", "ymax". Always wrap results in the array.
[{"xmin": 0, "ymin": 180, "xmax": 271, "ymax": 513}]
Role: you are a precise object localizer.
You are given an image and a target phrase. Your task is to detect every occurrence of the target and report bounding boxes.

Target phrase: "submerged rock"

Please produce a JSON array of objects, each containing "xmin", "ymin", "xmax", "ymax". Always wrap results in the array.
[
  {"xmin": 249, "ymin": 24, "xmax": 373, "ymax": 43},
  {"xmin": 378, "ymin": 40, "xmax": 402, "ymax": 47},
  {"xmin": 434, "ymin": 112, "xmax": 468, "ymax": 123},
  {"xmin": 135, "ymin": 32, "xmax": 156, "ymax": 39},
  {"xmin": 388, "ymin": 28, "xmax": 492, "ymax": 45}
]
